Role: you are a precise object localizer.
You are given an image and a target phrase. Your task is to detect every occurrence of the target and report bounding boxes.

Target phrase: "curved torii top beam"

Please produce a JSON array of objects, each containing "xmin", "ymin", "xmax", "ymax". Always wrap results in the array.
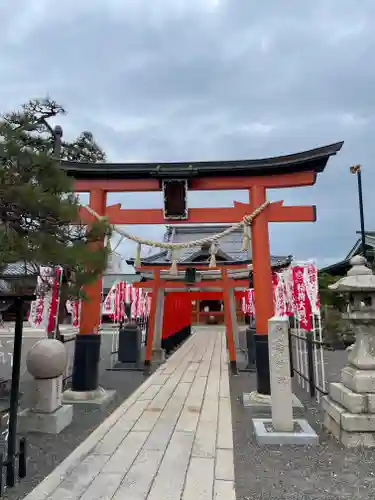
[{"xmin": 59, "ymin": 141, "xmax": 343, "ymax": 181}]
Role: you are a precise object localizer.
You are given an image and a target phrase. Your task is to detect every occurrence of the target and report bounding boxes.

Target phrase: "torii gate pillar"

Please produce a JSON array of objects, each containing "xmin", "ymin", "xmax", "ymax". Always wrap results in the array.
[
  {"xmin": 68, "ymin": 189, "xmax": 108, "ymax": 400},
  {"xmin": 250, "ymin": 185, "xmax": 274, "ymax": 336}
]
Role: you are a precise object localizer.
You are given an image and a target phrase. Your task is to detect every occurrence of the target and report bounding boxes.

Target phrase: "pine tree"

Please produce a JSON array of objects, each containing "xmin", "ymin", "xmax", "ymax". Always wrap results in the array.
[{"xmin": 0, "ymin": 98, "xmax": 111, "ymax": 306}]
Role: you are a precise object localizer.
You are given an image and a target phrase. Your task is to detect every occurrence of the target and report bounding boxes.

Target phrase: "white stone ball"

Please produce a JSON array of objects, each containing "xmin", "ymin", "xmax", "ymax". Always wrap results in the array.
[{"xmin": 27, "ymin": 339, "xmax": 68, "ymax": 379}]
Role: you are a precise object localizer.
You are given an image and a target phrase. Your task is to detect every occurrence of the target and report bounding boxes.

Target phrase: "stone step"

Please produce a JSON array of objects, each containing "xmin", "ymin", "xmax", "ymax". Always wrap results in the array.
[
  {"xmin": 341, "ymin": 366, "xmax": 375, "ymax": 394},
  {"xmin": 323, "ymin": 411, "xmax": 375, "ymax": 448},
  {"xmin": 329, "ymin": 382, "xmax": 368, "ymax": 414},
  {"xmin": 322, "ymin": 395, "xmax": 375, "ymax": 432}
]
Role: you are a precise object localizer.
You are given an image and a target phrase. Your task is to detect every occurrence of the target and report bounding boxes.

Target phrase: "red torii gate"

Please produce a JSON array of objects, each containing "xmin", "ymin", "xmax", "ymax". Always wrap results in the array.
[
  {"xmin": 59, "ymin": 141, "xmax": 343, "ymax": 394},
  {"xmin": 133, "ymin": 265, "xmax": 250, "ymax": 373}
]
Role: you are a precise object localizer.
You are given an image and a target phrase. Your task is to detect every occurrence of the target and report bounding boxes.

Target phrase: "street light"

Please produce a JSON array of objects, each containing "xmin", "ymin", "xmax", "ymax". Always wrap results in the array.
[{"xmin": 350, "ymin": 164, "xmax": 366, "ymax": 260}]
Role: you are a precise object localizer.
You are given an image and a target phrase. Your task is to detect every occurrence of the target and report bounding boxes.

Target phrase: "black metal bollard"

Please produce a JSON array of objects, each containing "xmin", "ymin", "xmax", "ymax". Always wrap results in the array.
[
  {"xmin": 18, "ymin": 437, "xmax": 27, "ymax": 479},
  {"xmin": 118, "ymin": 323, "xmax": 141, "ymax": 364},
  {"xmin": 306, "ymin": 332, "xmax": 315, "ymax": 398},
  {"xmin": 254, "ymin": 334, "xmax": 271, "ymax": 395},
  {"xmin": 245, "ymin": 327, "xmax": 256, "ymax": 369},
  {"xmin": 71, "ymin": 334, "xmax": 101, "ymax": 392}
]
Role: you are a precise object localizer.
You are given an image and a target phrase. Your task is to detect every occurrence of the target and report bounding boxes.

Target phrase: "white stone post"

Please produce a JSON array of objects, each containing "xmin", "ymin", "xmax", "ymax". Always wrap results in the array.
[
  {"xmin": 152, "ymin": 288, "xmax": 165, "ymax": 362},
  {"xmin": 252, "ymin": 316, "xmax": 317, "ymax": 445},
  {"xmin": 153, "ymin": 288, "xmax": 165, "ymax": 348},
  {"xmin": 228, "ymin": 289, "xmax": 240, "ymax": 350},
  {"xmin": 268, "ymin": 316, "xmax": 294, "ymax": 432}
]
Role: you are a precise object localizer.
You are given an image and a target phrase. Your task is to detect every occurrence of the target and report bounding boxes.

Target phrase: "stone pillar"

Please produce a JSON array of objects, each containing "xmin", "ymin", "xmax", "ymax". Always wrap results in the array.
[
  {"xmin": 18, "ymin": 339, "xmax": 73, "ymax": 434},
  {"xmin": 322, "ymin": 255, "xmax": 375, "ymax": 447},
  {"xmin": 228, "ymin": 289, "xmax": 240, "ymax": 350},
  {"xmin": 269, "ymin": 316, "xmax": 294, "ymax": 432},
  {"xmin": 252, "ymin": 315, "xmax": 318, "ymax": 445}
]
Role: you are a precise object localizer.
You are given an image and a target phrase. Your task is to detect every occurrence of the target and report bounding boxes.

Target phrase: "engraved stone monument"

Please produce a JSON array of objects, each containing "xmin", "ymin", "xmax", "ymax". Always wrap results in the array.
[
  {"xmin": 253, "ymin": 316, "xmax": 318, "ymax": 445},
  {"xmin": 18, "ymin": 338, "xmax": 73, "ymax": 434},
  {"xmin": 322, "ymin": 255, "xmax": 375, "ymax": 447}
]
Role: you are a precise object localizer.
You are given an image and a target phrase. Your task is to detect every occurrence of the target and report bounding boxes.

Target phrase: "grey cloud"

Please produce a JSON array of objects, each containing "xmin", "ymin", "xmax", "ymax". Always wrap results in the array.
[{"xmin": 2, "ymin": 0, "xmax": 375, "ymax": 266}]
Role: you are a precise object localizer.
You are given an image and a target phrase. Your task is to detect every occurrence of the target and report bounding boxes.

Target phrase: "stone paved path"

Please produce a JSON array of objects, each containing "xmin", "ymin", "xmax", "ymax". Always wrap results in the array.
[{"xmin": 24, "ymin": 327, "xmax": 235, "ymax": 500}]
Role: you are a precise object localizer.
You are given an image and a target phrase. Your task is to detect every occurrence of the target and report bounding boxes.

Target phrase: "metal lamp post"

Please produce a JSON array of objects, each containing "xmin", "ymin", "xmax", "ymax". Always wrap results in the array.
[
  {"xmin": 350, "ymin": 164, "xmax": 366, "ymax": 260},
  {"xmin": 0, "ymin": 292, "xmax": 35, "ymax": 493}
]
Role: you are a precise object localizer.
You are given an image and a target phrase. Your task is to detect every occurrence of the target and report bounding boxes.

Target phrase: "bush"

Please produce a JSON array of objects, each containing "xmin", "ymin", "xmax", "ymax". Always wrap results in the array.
[{"xmin": 322, "ymin": 306, "xmax": 355, "ymax": 349}]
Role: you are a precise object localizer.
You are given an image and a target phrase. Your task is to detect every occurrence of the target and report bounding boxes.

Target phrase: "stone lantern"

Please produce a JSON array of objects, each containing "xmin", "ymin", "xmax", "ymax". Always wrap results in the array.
[{"xmin": 322, "ymin": 255, "xmax": 375, "ymax": 447}]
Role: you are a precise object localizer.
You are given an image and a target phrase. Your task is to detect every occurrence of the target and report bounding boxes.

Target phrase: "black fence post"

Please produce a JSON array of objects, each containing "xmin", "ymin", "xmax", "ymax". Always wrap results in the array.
[
  {"xmin": 18, "ymin": 437, "xmax": 27, "ymax": 479},
  {"xmin": 288, "ymin": 327, "xmax": 294, "ymax": 378},
  {"xmin": 306, "ymin": 332, "xmax": 315, "ymax": 398},
  {"xmin": 254, "ymin": 334, "xmax": 271, "ymax": 395}
]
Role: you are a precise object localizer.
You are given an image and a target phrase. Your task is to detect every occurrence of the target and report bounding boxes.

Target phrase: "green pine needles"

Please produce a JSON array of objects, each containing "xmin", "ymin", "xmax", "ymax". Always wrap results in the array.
[{"xmin": 0, "ymin": 98, "xmax": 111, "ymax": 298}]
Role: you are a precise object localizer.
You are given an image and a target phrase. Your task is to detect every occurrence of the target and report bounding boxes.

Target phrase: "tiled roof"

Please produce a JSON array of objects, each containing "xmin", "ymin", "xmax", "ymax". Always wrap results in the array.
[
  {"xmin": 0, "ymin": 262, "xmax": 38, "ymax": 278},
  {"xmin": 321, "ymin": 232, "xmax": 375, "ymax": 274},
  {"xmin": 346, "ymin": 235, "xmax": 375, "ymax": 260},
  {"xmin": 1, "ymin": 260, "xmax": 122, "ymax": 281},
  {"xmin": 128, "ymin": 224, "xmax": 291, "ymax": 267}
]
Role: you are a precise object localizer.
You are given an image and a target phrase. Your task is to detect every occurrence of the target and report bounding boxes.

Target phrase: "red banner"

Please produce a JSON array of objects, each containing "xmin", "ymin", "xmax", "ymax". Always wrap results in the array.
[
  {"xmin": 304, "ymin": 263, "xmax": 320, "ymax": 314},
  {"xmin": 29, "ymin": 266, "xmax": 62, "ymax": 333},
  {"xmin": 291, "ymin": 265, "xmax": 312, "ymax": 330},
  {"xmin": 273, "ymin": 272, "xmax": 287, "ymax": 317},
  {"xmin": 47, "ymin": 267, "xmax": 62, "ymax": 334},
  {"xmin": 67, "ymin": 300, "xmax": 80, "ymax": 328},
  {"xmin": 104, "ymin": 281, "xmax": 149, "ymax": 323},
  {"xmin": 241, "ymin": 263, "xmax": 319, "ymax": 330},
  {"xmin": 241, "ymin": 288, "xmax": 255, "ymax": 316}
]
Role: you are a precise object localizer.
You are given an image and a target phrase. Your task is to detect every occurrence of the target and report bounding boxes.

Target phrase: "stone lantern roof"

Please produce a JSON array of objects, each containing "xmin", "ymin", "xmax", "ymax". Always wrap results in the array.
[{"xmin": 329, "ymin": 255, "xmax": 375, "ymax": 292}]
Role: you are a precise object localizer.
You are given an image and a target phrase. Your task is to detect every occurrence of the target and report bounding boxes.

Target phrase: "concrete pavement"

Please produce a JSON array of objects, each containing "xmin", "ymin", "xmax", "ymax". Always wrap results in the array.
[{"xmin": 24, "ymin": 326, "xmax": 235, "ymax": 500}]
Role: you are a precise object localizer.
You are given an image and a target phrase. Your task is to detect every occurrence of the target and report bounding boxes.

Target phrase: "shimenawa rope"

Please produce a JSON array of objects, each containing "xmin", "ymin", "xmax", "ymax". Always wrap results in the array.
[{"xmin": 85, "ymin": 201, "xmax": 270, "ymax": 274}]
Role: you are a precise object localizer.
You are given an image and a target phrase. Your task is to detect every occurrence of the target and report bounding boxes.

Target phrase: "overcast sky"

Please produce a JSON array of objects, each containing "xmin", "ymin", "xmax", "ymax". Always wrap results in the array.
[{"xmin": 2, "ymin": 0, "xmax": 375, "ymax": 271}]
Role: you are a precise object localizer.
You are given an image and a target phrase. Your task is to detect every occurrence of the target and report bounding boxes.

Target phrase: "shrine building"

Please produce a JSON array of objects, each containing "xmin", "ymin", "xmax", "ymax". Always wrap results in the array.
[{"xmin": 127, "ymin": 224, "xmax": 291, "ymax": 325}]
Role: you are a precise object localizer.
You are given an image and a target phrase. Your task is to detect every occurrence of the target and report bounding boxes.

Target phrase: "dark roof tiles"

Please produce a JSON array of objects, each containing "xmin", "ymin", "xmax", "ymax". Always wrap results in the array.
[
  {"xmin": 1, "ymin": 262, "xmax": 38, "ymax": 278},
  {"xmin": 128, "ymin": 224, "xmax": 290, "ymax": 267}
]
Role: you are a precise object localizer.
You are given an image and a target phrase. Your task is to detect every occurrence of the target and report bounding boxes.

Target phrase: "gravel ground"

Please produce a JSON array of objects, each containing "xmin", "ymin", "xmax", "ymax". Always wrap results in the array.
[
  {"xmin": 2, "ymin": 332, "xmax": 152, "ymax": 500},
  {"xmin": 1, "ymin": 333, "xmax": 370, "ymax": 500},
  {"xmin": 231, "ymin": 349, "xmax": 375, "ymax": 500}
]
